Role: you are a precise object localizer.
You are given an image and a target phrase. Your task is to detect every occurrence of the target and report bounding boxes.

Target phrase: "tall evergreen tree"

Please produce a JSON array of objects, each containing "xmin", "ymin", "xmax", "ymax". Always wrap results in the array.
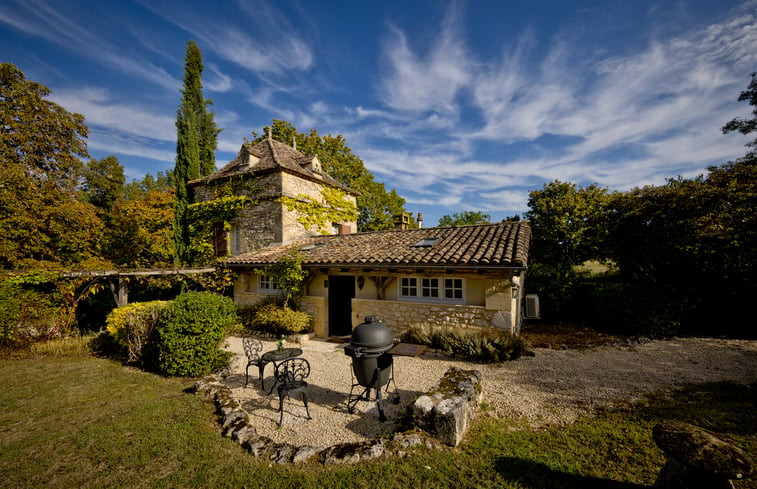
[{"xmin": 174, "ymin": 40, "xmax": 220, "ymax": 263}]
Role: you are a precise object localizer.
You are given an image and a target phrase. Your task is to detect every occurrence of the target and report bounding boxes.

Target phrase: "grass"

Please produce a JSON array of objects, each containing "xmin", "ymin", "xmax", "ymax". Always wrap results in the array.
[{"xmin": 1, "ymin": 348, "xmax": 755, "ymax": 488}]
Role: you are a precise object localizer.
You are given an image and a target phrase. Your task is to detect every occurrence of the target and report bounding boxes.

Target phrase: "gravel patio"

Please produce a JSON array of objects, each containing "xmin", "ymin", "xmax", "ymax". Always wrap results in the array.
[{"xmin": 220, "ymin": 335, "xmax": 757, "ymax": 448}]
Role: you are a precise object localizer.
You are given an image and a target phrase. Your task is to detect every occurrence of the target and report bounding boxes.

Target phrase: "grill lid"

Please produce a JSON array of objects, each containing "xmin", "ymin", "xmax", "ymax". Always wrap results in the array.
[{"xmin": 349, "ymin": 316, "xmax": 393, "ymax": 351}]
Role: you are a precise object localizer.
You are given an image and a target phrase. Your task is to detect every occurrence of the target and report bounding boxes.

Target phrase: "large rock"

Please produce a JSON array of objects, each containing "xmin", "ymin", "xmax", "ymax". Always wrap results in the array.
[
  {"xmin": 411, "ymin": 367, "xmax": 482, "ymax": 446},
  {"xmin": 653, "ymin": 421, "xmax": 752, "ymax": 489}
]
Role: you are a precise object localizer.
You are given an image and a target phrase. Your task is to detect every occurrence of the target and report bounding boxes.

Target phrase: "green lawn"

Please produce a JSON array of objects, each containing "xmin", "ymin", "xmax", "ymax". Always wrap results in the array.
[{"xmin": 1, "ymin": 351, "xmax": 754, "ymax": 489}]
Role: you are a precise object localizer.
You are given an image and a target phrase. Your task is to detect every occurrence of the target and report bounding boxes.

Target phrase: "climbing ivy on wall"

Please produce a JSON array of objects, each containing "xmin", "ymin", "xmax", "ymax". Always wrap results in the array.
[
  {"xmin": 186, "ymin": 193, "xmax": 253, "ymax": 265},
  {"xmin": 279, "ymin": 187, "xmax": 358, "ymax": 235}
]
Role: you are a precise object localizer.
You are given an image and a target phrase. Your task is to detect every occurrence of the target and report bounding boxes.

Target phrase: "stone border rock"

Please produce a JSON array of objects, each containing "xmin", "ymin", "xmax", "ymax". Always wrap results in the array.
[
  {"xmin": 194, "ymin": 374, "xmax": 443, "ymax": 464},
  {"xmin": 411, "ymin": 367, "xmax": 483, "ymax": 447}
]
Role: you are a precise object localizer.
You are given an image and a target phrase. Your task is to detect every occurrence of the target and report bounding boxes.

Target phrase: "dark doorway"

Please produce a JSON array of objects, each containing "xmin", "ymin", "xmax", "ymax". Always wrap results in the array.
[{"xmin": 328, "ymin": 275, "xmax": 355, "ymax": 337}]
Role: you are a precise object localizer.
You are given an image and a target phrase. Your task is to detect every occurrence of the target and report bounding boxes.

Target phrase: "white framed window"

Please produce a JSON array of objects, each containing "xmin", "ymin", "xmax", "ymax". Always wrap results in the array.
[
  {"xmin": 258, "ymin": 275, "xmax": 281, "ymax": 292},
  {"xmin": 421, "ymin": 278, "xmax": 439, "ymax": 298},
  {"xmin": 399, "ymin": 275, "xmax": 465, "ymax": 304},
  {"xmin": 444, "ymin": 278, "xmax": 464, "ymax": 301},
  {"xmin": 400, "ymin": 277, "xmax": 417, "ymax": 297}
]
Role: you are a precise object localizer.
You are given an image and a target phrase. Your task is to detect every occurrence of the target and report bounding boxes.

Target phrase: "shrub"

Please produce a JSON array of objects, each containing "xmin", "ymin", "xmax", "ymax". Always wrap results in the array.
[
  {"xmin": 401, "ymin": 324, "xmax": 530, "ymax": 362},
  {"xmin": 153, "ymin": 292, "xmax": 237, "ymax": 376},
  {"xmin": 105, "ymin": 300, "xmax": 168, "ymax": 365},
  {"xmin": 240, "ymin": 302, "xmax": 313, "ymax": 336},
  {"xmin": 0, "ymin": 281, "xmax": 59, "ymax": 345}
]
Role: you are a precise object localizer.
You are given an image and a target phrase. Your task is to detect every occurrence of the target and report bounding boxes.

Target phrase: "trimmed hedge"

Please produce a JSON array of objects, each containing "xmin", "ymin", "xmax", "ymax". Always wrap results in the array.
[
  {"xmin": 153, "ymin": 292, "xmax": 237, "ymax": 376},
  {"xmin": 401, "ymin": 324, "xmax": 530, "ymax": 362},
  {"xmin": 239, "ymin": 302, "xmax": 313, "ymax": 336},
  {"xmin": 105, "ymin": 300, "xmax": 168, "ymax": 365}
]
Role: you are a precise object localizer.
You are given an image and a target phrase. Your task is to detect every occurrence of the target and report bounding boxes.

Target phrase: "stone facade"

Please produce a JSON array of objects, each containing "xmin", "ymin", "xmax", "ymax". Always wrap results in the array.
[
  {"xmin": 192, "ymin": 169, "xmax": 357, "ymax": 255},
  {"xmin": 352, "ymin": 298, "xmax": 496, "ymax": 335},
  {"xmin": 234, "ymin": 269, "xmax": 523, "ymax": 337}
]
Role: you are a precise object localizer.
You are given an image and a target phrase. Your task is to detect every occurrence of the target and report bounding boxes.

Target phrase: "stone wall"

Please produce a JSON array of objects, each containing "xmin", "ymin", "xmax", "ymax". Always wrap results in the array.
[
  {"xmin": 352, "ymin": 298, "xmax": 498, "ymax": 335},
  {"xmin": 281, "ymin": 171, "xmax": 357, "ymax": 238},
  {"xmin": 299, "ymin": 296, "xmax": 328, "ymax": 338}
]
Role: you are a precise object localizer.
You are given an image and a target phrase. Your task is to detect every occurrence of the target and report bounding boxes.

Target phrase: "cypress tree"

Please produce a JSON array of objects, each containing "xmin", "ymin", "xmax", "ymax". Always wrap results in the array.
[{"xmin": 174, "ymin": 40, "xmax": 220, "ymax": 263}]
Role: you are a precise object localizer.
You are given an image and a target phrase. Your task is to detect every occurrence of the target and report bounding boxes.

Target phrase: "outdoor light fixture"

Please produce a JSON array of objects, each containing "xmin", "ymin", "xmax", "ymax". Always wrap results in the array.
[
  {"xmin": 511, "ymin": 284, "xmax": 519, "ymax": 298},
  {"xmin": 357, "ymin": 275, "xmax": 365, "ymax": 290}
]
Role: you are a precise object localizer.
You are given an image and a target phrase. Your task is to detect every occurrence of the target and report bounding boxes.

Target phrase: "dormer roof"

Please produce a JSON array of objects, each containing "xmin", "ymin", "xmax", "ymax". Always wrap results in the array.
[{"xmin": 188, "ymin": 137, "xmax": 357, "ymax": 195}]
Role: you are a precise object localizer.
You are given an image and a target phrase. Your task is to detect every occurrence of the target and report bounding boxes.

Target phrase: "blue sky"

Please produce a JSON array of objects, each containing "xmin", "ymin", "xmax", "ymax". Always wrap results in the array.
[{"xmin": 1, "ymin": 0, "xmax": 755, "ymax": 225}]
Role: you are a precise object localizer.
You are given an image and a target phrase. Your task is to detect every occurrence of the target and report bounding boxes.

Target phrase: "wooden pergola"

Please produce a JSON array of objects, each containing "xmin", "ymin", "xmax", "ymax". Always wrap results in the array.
[{"xmin": 61, "ymin": 267, "xmax": 217, "ymax": 307}]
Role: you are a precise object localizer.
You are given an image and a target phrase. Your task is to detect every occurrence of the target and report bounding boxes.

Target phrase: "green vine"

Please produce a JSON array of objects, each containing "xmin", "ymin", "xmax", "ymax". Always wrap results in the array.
[
  {"xmin": 279, "ymin": 187, "xmax": 358, "ymax": 235},
  {"xmin": 186, "ymin": 194, "xmax": 254, "ymax": 265}
]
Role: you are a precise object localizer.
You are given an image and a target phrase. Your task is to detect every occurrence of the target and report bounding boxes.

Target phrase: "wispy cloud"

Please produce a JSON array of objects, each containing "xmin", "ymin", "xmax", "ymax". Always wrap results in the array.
[
  {"xmin": 379, "ymin": 6, "xmax": 472, "ymax": 114},
  {"xmin": 50, "ymin": 87, "xmax": 176, "ymax": 143},
  {"xmin": 359, "ymin": 3, "xmax": 757, "ymax": 215},
  {"xmin": 0, "ymin": 0, "xmax": 178, "ymax": 91},
  {"xmin": 140, "ymin": 0, "xmax": 314, "ymax": 75},
  {"xmin": 204, "ymin": 64, "xmax": 233, "ymax": 92}
]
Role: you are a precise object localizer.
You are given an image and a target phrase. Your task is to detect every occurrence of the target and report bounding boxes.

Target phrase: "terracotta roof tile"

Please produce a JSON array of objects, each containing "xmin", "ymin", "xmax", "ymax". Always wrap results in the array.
[{"xmin": 226, "ymin": 221, "xmax": 531, "ymax": 269}]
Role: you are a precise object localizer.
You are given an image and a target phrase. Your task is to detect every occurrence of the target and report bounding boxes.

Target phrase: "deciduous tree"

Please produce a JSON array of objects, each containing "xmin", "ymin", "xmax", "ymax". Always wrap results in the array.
[
  {"xmin": 104, "ymin": 189, "xmax": 176, "ymax": 268},
  {"xmin": 438, "ymin": 211, "xmax": 491, "ymax": 227},
  {"xmin": 722, "ymin": 72, "xmax": 757, "ymax": 157},
  {"xmin": 525, "ymin": 180, "xmax": 610, "ymax": 268},
  {"xmin": 0, "ymin": 63, "xmax": 101, "ymax": 268},
  {"xmin": 82, "ymin": 155, "xmax": 125, "ymax": 214}
]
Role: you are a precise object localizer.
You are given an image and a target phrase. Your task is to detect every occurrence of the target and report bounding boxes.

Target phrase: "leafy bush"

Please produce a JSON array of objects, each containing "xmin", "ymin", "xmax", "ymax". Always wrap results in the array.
[
  {"xmin": 0, "ymin": 280, "xmax": 60, "ymax": 345},
  {"xmin": 401, "ymin": 324, "xmax": 529, "ymax": 362},
  {"xmin": 240, "ymin": 302, "xmax": 312, "ymax": 336},
  {"xmin": 0, "ymin": 281, "xmax": 20, "ymax": 345},
  {"xmin": 105, "ymin": 300, "xmax": 168, "ymax": 365},
  {"xmin": 152, "ymin": 292, "xmax": 237, "ymax": 376}
]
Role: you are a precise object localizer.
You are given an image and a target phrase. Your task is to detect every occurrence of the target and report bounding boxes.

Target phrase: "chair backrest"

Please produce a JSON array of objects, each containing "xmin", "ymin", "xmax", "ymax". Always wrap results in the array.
[
  {"xmin": 242, "ymin": 336, "xmax": 263, "ymax": 360},
  {"xmin": 275, "ymin": 358, "xmax": 310, "ymax": 386}
]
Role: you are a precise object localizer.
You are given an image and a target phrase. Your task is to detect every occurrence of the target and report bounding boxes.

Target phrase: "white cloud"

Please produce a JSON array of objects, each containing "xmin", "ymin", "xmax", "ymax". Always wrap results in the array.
[
  {"xmin": 204, "ymin": 64, "xmax": 233, "ymax": 92},
  {"xmin": 50, "ymin": 88, "xmax": 176, "ymax": 142},
  {"xmin": 0, "ymin": 0, "xmax": 178, "ymax": 91},
  {"xmin": 87, "ymin": 129, "xmax": 175, "ymax": 166},
  {"xmin": 140, "ymin": 1, "xmax": 314, "ymax": 75},
  {"xmin": 359, "ymin": 4, "xmax": 757, "ymax": 213},
  {"xmin": 379, "ymin": 6, "xmax": 472, "ymax": 114}
]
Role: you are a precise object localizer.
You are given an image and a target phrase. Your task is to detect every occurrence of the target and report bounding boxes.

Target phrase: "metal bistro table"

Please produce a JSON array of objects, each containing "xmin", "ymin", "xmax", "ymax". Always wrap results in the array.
[{"xmin": 260, "ymin": 347, "xmax": 303, "ymax": 393}]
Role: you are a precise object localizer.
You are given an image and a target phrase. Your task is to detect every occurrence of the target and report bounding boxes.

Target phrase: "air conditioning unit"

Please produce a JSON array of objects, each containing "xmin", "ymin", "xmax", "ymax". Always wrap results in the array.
[{"xmin": 524, "ymin": 294, "xmax": 540, "ymax": 319}]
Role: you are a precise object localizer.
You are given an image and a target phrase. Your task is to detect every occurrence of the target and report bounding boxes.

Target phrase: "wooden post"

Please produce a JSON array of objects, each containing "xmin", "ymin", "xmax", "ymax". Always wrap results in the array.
[{"xmin": 109, "ymin": 278, "xmax": 129, "ymax": 307}]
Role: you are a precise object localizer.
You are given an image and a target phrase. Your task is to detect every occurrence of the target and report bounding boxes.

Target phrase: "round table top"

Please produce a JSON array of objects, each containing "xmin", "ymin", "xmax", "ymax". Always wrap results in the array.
[{"xmin": 261, "ymin": 347, "xmax": 303, "ymax": 362}]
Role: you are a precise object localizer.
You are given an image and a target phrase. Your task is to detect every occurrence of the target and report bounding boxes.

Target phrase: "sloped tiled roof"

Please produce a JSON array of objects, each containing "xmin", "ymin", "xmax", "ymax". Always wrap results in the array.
[
  {"xmin": 226, "ymin": 221, "xmax": 531, "ymax": 269},
  {"xmin": 188, "ymin": 138, "xmax": 357, "ymax": 195}
]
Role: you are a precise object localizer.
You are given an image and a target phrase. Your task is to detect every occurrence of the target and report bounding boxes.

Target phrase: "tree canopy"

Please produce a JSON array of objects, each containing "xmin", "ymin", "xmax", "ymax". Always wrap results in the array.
[
  {"xmin": 0, "ymin": 63, "xmax": 101, "ymax": 268},
  {"xmin": 258, "ymin": 119, "xmax": 407, "ymax": 232},
  {"xmin": 722, "ymin": 71, "xmax": 757, "ymax": 156},
  {"xmin": 437, "ymin": 211, "xmax": 491, "ymax": 227},
  {"xmin": 82, "ymin": 155, "xmax": 125, "ymax": 213},
  {"xmin": 525, "ymin": 180, "xmax": 610, "ymax": 269}
]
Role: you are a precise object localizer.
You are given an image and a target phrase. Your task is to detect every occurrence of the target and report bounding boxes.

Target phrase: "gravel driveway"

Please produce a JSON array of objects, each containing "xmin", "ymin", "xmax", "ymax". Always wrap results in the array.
[{"xmin": 221, "ymin": 336, "xmax": 757, "ymax": 448}]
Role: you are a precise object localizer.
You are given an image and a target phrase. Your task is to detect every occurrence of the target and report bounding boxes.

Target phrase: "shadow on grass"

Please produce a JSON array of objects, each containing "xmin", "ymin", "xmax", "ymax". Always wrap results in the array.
[{"xmin": 496, "ymin": 457, "xmax": 648, "ymax": 489}]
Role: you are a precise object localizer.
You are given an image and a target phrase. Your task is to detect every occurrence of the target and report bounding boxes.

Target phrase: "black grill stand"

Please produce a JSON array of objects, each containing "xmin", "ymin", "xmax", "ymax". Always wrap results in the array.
[{"xmin": 346, "ymin": 360, "xmax": 400, "ymax": 422}]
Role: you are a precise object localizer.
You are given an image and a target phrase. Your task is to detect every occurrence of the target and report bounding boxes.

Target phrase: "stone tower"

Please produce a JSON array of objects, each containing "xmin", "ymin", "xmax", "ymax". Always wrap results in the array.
[{"xmin": 188, "ymin": 136, "xmax": 358, "ymax": 256}]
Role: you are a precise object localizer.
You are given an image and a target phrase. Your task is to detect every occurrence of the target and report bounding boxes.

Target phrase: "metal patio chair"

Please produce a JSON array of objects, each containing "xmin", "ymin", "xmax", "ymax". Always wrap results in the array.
[
  {"xmin": 242, "ymin": 335, "xmax": 266, "ymax": 389},
  {"xmin": 273, "ymin": 357, "xmax": 312, "ymax": 426}
]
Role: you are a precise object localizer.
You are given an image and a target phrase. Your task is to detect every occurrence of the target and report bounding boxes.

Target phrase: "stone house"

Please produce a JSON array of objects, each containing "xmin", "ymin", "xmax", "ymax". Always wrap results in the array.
[{"xmin": 191, "ymin": 136, "xmax": 532, "ymax": 338}]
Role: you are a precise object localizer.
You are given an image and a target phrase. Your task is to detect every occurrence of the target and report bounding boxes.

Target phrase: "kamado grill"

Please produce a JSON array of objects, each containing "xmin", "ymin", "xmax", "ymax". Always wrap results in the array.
[{"xmin": 344, "ymin": 316, "xmax": 399, "ymax": 421}]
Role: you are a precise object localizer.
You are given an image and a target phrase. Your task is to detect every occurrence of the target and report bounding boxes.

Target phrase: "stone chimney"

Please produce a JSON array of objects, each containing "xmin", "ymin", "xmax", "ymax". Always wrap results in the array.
[
  {"xmin": 417, "ymin": 212, "xmax": 423, "ymax": 229},
  {"xmin": 393, "ymin": 213, "xmax": 410, "ymax": 230}
]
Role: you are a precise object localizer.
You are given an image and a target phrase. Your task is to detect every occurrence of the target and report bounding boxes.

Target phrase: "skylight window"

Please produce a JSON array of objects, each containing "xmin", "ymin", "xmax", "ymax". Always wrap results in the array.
[{"xmin": 412, "ymin": 237, "xmax": 439, "ymax": 248}]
